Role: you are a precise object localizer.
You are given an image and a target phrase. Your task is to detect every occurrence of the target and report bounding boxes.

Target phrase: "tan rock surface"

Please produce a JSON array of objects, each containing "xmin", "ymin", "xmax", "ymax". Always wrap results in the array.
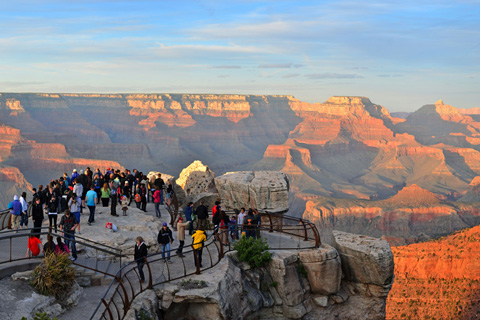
[
  {"xmin": 176, "ymin": 161, "xmax": 218, "ymax": 196},
  {"xmin": 215, "ymin": 171, "xmax": 289, "ymax": 212}
]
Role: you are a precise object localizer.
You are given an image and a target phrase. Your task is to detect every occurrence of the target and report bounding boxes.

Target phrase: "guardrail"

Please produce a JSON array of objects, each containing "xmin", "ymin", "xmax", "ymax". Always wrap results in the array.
[
  {"xmin": 91, "ymin": 212, "xmax": 321, "ymax": 320},
  {"xmin": 0, "ymin": 227, "xmax": 125, "ymax": 279}
]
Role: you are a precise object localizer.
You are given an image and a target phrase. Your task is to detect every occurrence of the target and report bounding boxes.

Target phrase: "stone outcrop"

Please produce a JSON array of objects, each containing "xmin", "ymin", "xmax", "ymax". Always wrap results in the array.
[
  {"xmin": 215, "ymin": 171, "xmax": 289, "ymax": 212},
  {"xmin": 126, "ymin": 231, "xmax": 393, "ymax": 320},
  {"xmin": 176, "ymin": 160, "xmax": 218, "ymax": 196}
]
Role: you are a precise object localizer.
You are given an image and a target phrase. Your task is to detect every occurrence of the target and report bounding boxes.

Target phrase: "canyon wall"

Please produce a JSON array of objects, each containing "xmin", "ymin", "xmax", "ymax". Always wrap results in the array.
[{"xmin": 387, "ymin": 225, "xmax": 480, "ymax": 319}]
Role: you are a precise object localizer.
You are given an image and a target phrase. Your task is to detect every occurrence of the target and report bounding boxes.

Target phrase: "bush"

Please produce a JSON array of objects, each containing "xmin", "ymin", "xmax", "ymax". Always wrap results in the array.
[
  {"xmin": 21, "ymin": 312, "xmax": 59, "ymax": 320},
  {"xmin": 233, "ymin": 236, "xmax": 272, "ymax": 269},
  {"xmin": 30, "ymin": 253, "xmax": 75, "ymax": 299}
]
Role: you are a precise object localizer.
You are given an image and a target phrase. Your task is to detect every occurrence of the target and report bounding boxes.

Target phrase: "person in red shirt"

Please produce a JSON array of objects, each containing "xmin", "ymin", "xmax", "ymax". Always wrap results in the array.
[{"xmin": 25, "ymin": 230, "xmax": 43, "ymax": 258}]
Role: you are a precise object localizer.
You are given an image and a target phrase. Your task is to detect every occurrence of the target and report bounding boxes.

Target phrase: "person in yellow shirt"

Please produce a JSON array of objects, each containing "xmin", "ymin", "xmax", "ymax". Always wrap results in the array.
[{"xmin": 191, "ymin": 227, "xmax": 206, "ymax": 268}]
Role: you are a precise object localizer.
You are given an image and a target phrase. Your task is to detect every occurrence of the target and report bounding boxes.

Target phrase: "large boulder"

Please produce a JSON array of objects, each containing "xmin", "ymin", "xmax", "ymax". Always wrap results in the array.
[
  {"xmin": 146, "ymin": 171, "xmax": 174, "ymax": 187},
  {"xmin": 332, "ymin": 231, "xmax": 394, "ymax": 287},
  {"xmin": 298, "ymin": 245, "xmax": 342, "ymax": 295},
  {"xmin": 176, "ymin": 161, "xmax": 218, "ymax": 196},
  {"xmin": 215, "ymin": 171, "xmax": 289, "ymax": 212}
]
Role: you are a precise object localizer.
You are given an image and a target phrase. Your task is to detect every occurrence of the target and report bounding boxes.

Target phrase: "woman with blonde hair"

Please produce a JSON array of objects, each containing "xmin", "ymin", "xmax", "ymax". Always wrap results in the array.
[{"xmin": 100, "ymin": 182, "xmax": 110, "ymax": 207}]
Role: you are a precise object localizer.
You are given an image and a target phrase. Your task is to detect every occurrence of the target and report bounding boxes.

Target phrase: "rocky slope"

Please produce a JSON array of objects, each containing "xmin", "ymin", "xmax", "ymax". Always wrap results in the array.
[{"xmin": 387, "ymin": 225, "xmax": 480, "ymax": 319}]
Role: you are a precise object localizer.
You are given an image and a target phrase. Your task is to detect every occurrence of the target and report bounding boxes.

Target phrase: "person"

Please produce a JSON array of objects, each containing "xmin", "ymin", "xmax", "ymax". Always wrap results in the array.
[
  {"xmin": 184, "ymin": 202, "xmax": 195, "ymax": 235},
  {"xmin": 191, "ymin": 227, "xmax": 207, "ymax": 268},
  {"xmin": 165, "ymin": 180, "xmax": 173, "ymax": 206},
  {"xmin": 212, "ymin": 201, "xmax": 221, "ymax": 239},
  {"xmin": 153, "ymin": 186, "xmax": 162, "ymax": 218},
  {"xmin": 157, "ymin": 222, "xmax": 174, "ymax": 263},
  {"xmin": 71, "ymin": 169, "xmax": 79, "ymax": 182},
  {"xmin": 134, "ymin": 236, "xmax": 148, "ymax": 283},
  {"xmin": 9, "ymin": 195, "xmax": 22, "ymax": 231},
  {"xmin": 72, "ymin": 179, "xmax": 83, "ymax": 213},
  {"xmin": 100, "ymin": 182, "xmax": 110, "ymax": 207},
  {"xmin": 121, "ymin": 195, "xmax": 129, "ymax": 216},
  {"xmin": 68, "ymin": 192, "xmax": 82, "ymax": 234},
  {"xmin": 55, "ymin": 236, "xmax": 70, "ymax": 255},
  {"xmin": 219, "ymin": 210, "xmax": 229, "ymax": 245},
  {"xmin": 196, "ymin": 200, "xmax": 209, "ymax": 231},
  {"xmin": 139, "ymin": 183, "xmax": 147, "ymax": 212},
  {"xmin": 176, "ymin": 217, "xmax": 191, "ymax": 258},
  {"xmin": 86, "ymin": 185, "xmax": 97, "ymax": 225},
  {"xmin": 244, "ymin": 214, "xmax": 256, "ymax": 239},
  {"xmin": 19, "ymin": 192, "xmax": 29, "ymax": 229},
  {"xmin": 25, "ymin": 230, "xmax": 43, "ymax": 258},
  {"xmin": 237, "ymin": 208, "xmax": 246, "ymax": 233},
  {"xmin": 110, "ymin": 175, "xmax": 120, "ymax": 216},
  {"xmin": 43, "ymin": 235, "xmax": 56, "ymax": 255},
  {"xmin": 31, "ymin": 197, "xmax": 44, "ymax": 237},
  {"xmin": 229, "ymin": 215, "xmax": 238, "ymax": 242},
  {"xmin": 47, "ymin": 195, "xmax": 58, "ymax": 231},
  {"xmin": 59, "ymin": 209, "xmax": 78, "ymax": 261},
  {"xmin": 154, "ymin": 174, "xmax": 165, "ymax": 204}
]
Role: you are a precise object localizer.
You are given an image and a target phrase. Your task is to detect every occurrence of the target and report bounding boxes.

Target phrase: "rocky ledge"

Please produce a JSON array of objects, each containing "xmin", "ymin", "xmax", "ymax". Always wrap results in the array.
[{"xmin": 125, "ymin": 232, "xmax": 394, "ymax": 320}]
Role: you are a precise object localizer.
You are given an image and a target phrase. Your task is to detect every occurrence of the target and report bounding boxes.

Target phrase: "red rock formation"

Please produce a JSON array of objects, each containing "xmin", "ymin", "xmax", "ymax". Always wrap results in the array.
[
  {"xmin": 303, "ymin": 184, "xmax": 480, "ymax": 245},
  {"xmin": 387, "ymin": 226, "xmax": 480, "ymax": 319}
]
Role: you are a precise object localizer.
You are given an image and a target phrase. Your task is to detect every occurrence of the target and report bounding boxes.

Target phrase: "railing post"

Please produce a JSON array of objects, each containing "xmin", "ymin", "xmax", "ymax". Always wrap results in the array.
[
  {"xmin": 218, "ymin": 231, "xmax": 224, "ymax": 259},
  {"xmin": 299, "ymin": 219, "xmax": 308, "ymax": 241},
  {"xmin": 267, "ymin": 213, "xmax": 273, "ymax": 233},
  {"xmin": 145, "ymin": 258, "xmax": 153, "ymax": 289}
]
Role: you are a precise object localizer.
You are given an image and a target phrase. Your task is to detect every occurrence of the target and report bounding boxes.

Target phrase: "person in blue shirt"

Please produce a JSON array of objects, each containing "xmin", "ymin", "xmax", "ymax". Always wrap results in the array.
[
  {"xmin": 184, "ymin": 202, "xmax": 195, "ymax": 235},
  {"xmin": 85, "ymin": 185, "xmax": 98, "ymax": 225}
]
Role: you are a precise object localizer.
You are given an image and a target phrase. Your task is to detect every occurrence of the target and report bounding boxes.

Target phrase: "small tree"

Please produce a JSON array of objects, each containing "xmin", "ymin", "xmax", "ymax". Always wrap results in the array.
[
  {"xmin": 30, "ymin": 253, "xmax": 75, "ymax": 299},
  {"xmin": 233, "ymin": 236, "xmax": 272, "ymax": 269}
]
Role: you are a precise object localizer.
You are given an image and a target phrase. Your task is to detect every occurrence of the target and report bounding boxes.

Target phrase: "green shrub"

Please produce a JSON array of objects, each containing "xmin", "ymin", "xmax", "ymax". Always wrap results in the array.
[
  {"xmin": 297, "ymin": 261, "xmax": 308, "ymax": 278},
  {"xmin": 21, "ymin": 312, "xmax": 59, "ymax": 320},
  {"xmin": 30, "ymin": 253, "xmax": 75, "ymax": 299},
  {"xmin": 233, "ymin": 236, "xmax": 272, "ymax": 269}
]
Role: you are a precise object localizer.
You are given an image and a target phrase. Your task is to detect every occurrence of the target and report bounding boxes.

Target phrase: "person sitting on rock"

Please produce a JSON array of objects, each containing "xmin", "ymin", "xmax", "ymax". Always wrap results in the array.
[{"xmin": 55, "ymin": 236, "xmax": 70, "ymax": 255}]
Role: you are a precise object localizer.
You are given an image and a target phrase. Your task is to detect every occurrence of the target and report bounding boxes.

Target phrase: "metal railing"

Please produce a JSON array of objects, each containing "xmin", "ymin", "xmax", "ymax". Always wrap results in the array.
[
  {"xmin": 0, "ymin": 227, "xmax": 125, "ymax": 279},
  {"xmin": 91, "ymin": 212, "xmax": 321, "ymax": 320}
]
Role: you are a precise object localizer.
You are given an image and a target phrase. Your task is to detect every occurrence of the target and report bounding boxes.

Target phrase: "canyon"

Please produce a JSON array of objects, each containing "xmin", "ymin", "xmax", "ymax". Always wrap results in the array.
[{"xmin": 1, "ymin": 92, "xmax": 480, "ymax": 318}]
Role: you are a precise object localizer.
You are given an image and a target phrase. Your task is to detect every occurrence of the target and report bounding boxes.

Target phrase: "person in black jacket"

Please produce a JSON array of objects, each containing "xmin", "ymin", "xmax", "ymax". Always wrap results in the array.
[
  {"xmin": 157, "ymin": 222, "xmax": 174, "ymax": 263},
  {"xmin": 196, "ymin": 200, "xmax": 209, "ymax": 231},
  {"xmin": 134, "ymin": 236, "xmax": 148, "ymax": 283},
  {"xmin": 31, "ymin": 197, "xmax": 44, "ymax": 238}
]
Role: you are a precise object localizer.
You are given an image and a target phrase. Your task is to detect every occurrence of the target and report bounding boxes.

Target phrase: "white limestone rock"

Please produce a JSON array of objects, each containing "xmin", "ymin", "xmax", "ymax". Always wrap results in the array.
[{"xmin": 176, "ymin": 161, "xmax": 218, "ymax": 196}]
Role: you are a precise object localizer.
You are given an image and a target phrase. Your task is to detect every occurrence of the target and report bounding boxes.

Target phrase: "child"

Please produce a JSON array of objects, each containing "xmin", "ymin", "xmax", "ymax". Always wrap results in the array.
[
  {"xmin": 229, "ymin": 215, "xmax": 238, "ymax": 242},
  {"xmin": 121, "ymin": 195, "xmax": 129, "ymax": 216}
]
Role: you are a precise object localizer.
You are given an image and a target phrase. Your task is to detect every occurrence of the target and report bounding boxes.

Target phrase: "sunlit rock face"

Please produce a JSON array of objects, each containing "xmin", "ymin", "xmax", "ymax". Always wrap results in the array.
[
  {"xmin": 303, "ymin": 184, "xmax": 480, "ymax": 246},
  {"xmin": 387, "ymin": 225, "xmax": 480, "ymax": 320}
]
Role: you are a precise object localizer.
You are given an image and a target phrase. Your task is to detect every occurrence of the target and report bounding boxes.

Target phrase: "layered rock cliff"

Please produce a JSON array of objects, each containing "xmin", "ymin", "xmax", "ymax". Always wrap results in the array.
[
  {"xmin": 387, "ymin": 225, "xmax": 480, "ymax": 319},
  {"xmin": 303, "ymin": 184, "xmax": 480, "ymax": 245}
]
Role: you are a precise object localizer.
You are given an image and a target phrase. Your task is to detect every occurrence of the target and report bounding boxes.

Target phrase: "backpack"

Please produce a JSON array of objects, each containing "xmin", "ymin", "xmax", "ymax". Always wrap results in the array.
[{"xmin": 135, "ymin": 193, "xmax": 141, "ymax": 203}]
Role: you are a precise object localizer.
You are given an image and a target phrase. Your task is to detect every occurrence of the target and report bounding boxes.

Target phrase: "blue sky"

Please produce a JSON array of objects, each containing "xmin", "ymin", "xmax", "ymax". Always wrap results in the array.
[{"xmin": 0, "ymin": 0, "xmax": 479, "ymax": 112}]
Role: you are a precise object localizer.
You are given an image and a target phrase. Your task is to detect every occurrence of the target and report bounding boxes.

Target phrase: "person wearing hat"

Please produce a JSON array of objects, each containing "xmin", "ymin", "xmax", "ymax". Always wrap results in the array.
[
  {"xmin": 175, "ymin": 217, "xmax": 191, "ymax": 258},
  {"xmin": 71, "ymin": 169, "xmax": 79, "ymax": 182},
  {"xmin": 157, "ymin": 222, "xmax": 174, "ymax": 263},
  {"xmin": 8, "ymin": 195, "xmax": 22, "ymax": 232}
]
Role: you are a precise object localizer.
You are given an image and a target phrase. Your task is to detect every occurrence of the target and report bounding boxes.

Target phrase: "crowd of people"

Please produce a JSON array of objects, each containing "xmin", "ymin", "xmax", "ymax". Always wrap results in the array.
[{"xmin": 6, "ymin": 166, "xmax": 264, "ymax": 278}]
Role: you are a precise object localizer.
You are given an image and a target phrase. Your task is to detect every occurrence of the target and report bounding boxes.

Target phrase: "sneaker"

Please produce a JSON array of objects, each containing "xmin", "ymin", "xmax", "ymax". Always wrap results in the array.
[
  {"xmin": 167, "ymin": 260, "xmax": 173, "ymax": 263},
  {"xmin": 69, "ymin": 256, "xmax": 76, "ymax": 261},
  {"xmin": 87, "ymin": 222, "xmax": 91, "ymax": 226}
]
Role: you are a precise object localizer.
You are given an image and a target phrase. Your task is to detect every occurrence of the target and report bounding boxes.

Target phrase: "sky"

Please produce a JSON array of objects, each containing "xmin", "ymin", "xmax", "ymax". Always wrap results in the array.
[{"xmin": 0, "ymin": 0, "xmax": 479, "ymax": 112}]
